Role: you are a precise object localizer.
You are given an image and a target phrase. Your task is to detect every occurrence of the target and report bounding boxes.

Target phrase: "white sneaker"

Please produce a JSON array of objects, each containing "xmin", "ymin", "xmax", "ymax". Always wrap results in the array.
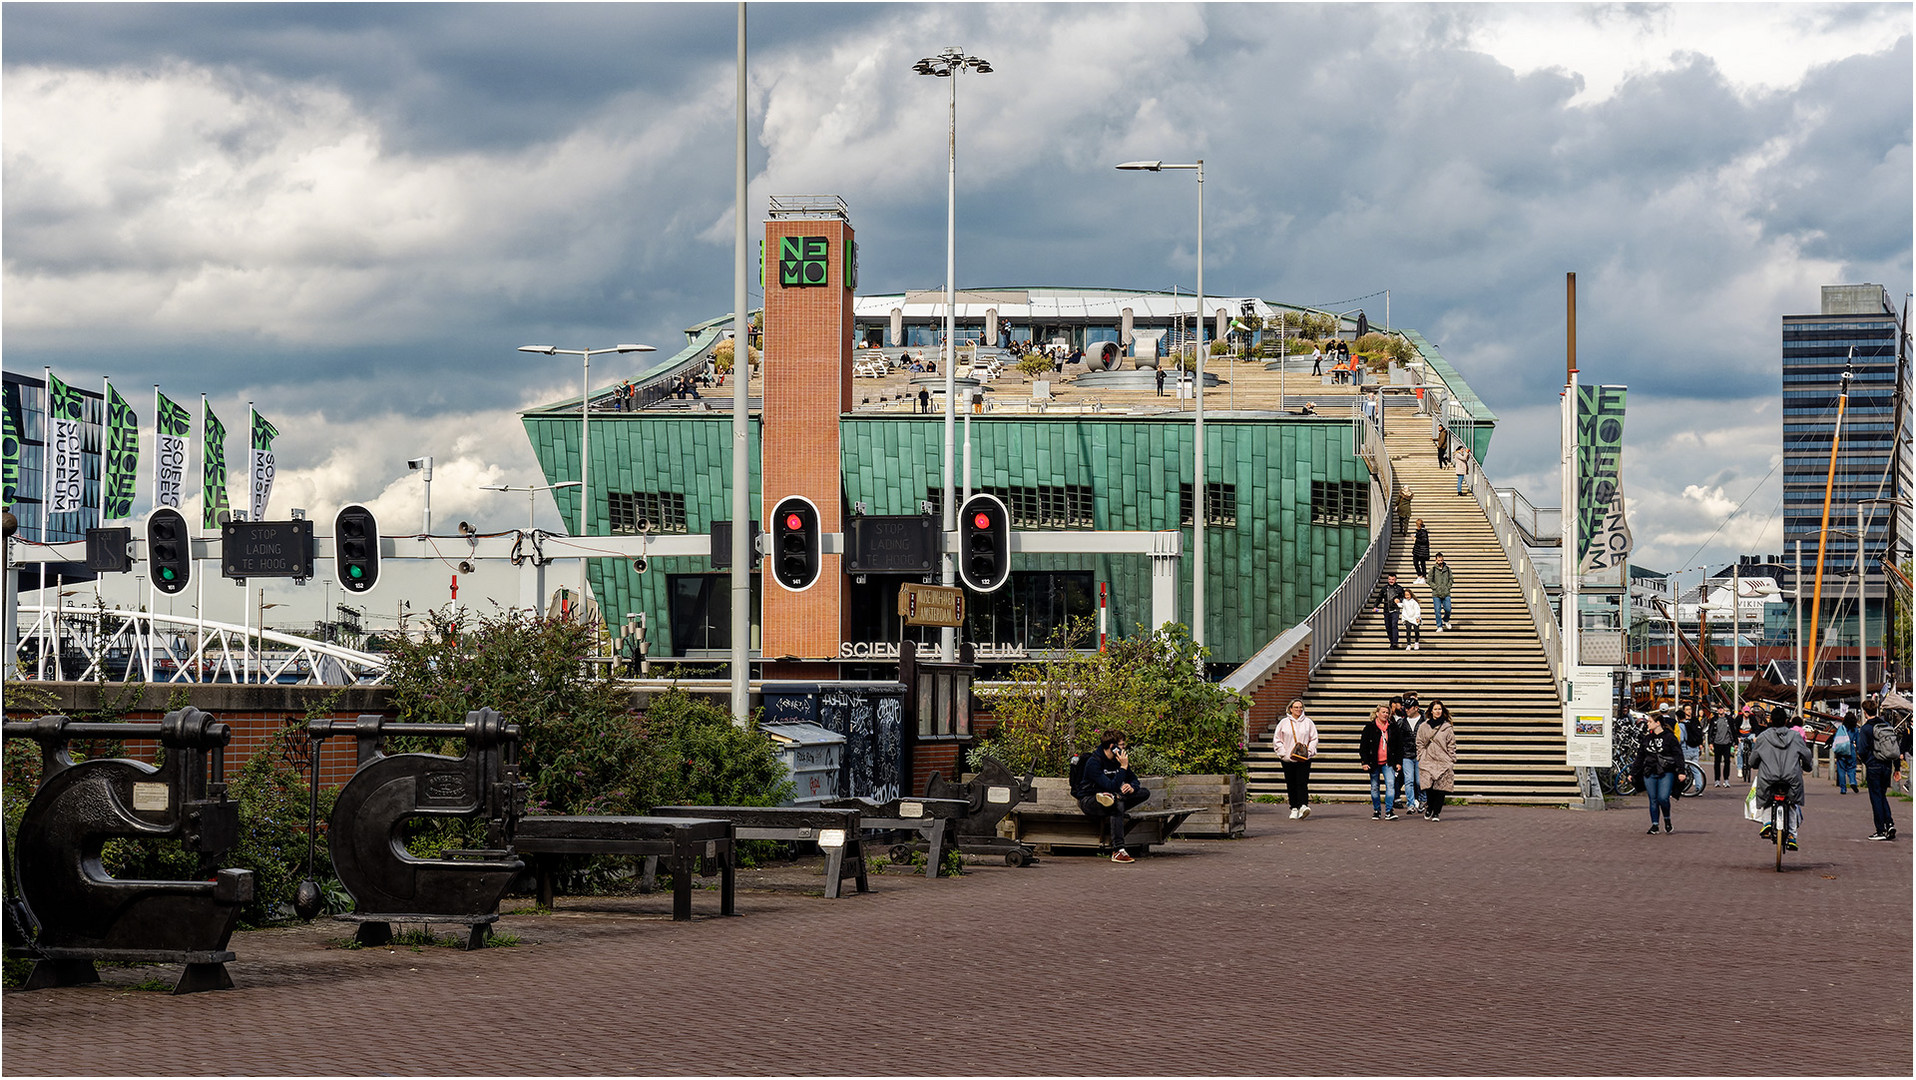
[
  {"xmin": 1299, "ymin": 804, "xmax": 1311, "ymax": 819},
  {"xmin": 1288, "ymin": 807, "xmax": 1300, "ymax": 819}
]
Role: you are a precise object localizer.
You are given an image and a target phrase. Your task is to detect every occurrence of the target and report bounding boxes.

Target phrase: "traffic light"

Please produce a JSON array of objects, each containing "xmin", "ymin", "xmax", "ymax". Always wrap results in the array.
[
  {"xmin": 334, "ymin": 504, "xmax": 380, "ymax": 594},
  {"xmin": 146, "ymin": 508, "xmax": 191, "ymax": 595},
  {"xmin": 958, "ymin": 493, "xmax": 1010, "ymax": 593},
  {"xmin": 770, "ymin": 496, "xmax": 821, "ymax": 592}
]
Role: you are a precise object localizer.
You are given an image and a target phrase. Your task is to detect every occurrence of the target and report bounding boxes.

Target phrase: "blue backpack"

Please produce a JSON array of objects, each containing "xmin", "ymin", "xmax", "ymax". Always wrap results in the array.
[{"xmin": 1833, "ymin": 727, "xmax": 1853, "ymax": 758}]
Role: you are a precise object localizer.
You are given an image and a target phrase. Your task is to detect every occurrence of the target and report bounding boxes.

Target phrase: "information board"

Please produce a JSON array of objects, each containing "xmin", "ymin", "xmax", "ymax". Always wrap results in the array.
[
  {"xmin": 848, "ymin": 515, "xmax": 938, "ymax": 573},
  {"xmin": 1563, "ymin": 670, "xmax": 1614, "ymax": 768},
  {"xmin": 221, "ymin": 519, "xmax": 316, "ymax": 580},
  {"xmin": 898, "ymin": 583, "xmax": 965, "ymax": 627}
]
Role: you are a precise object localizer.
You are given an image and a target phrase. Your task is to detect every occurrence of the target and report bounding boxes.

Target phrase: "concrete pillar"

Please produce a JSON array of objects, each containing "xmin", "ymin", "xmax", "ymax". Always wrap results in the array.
[
  {"xmin": 890, "ymin": 307, "xmax": 904, "ymax": 347},
  {"xmin": 1121, "ymin": 307, "xmax": 1134, "ymax": 349}
]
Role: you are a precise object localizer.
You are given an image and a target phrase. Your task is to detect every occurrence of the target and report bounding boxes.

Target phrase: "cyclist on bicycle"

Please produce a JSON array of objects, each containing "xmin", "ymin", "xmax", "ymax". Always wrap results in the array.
[{"xmin": 1748, "ymin": 705, "xmax": 1813, "ymax": 850}]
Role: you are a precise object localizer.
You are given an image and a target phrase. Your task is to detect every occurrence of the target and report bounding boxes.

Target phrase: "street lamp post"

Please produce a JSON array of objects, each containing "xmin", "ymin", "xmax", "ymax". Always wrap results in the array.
[
  {"xmin": 481, "ymin": 480, "xmax": 582, "ymax": 531},
  {"xmin": 406, "ymin": 457, "xmax": 434, "ymax": 534},
  {"xmin": 1117, "ymin": 159, "xmax": 1205, "ymax": 647},
  {"xmin": 517, "ymin": 344, "xmax": 657, "ymax": 604},
  {"xmin": 915, "ymin": 45, "xmax": 992, "ymax": 662}
]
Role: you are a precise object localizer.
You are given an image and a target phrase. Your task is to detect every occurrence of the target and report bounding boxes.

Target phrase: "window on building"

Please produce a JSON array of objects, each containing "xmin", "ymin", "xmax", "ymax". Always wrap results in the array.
[
  {"xmin": 1179, "ymin": 482, "xmax": 1238, "ymax": 527},
  {"xmin": 609, "ymin": 490, "xmax": 688, "ymax": 534},
  {"xmin": 924, "ymin": 484, "xmax": 1095, "ymax": 529},
  {"xmin": 962, "ymin": 571, "xmax": 1096, "ymax": 650},
  {"xmin": 1310, "ymin": 480, "xmax": 1370, "ymax": 526}
]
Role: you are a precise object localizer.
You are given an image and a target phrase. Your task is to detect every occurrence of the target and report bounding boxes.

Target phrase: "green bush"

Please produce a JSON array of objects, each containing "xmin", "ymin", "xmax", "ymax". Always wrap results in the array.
[{"xmin": 976, "ymin": 621, "xmax": 1248, "ymax": 778}]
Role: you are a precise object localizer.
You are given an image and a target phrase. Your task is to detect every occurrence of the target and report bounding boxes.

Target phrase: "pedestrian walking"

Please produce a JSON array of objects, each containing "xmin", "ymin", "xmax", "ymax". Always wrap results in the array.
[
  {"xmin": 1436, "ymin": 429, "xmax": 1451, "ymax": 468},
  {"xmin": 1631, "ymin": 711, "xmax": 1684, "ymax": 834},
  {"xmin": 1417, "ymin": 700, "xmax": 1458, "ymax": 821},
  {"xmin": 1400, "ymin": 589, "xmax": 1423, "ymax": 652},
  {"xmin": 1429, "ymin": 554, "xmax": 1453, "ymax": 632},
  {"xmin": 1359, "ymin": 703, "xmax": 1407, "ymax": 820},
  {"xmin": 1155, "ymin": 367, "xmax": 1166, "ymax": 396},
  {"xmin": 1709, "ymin": 704, "xmax": 1738, "ymax": 786},
  {"xmin": 1273, "ymin": 699, "xmax": 1319, "ymax": 819},
  {"xmin": 1454, "ymin": 443, "xmax": 1471, "ymax": 495},
  {"xmin": 1374, "ymin": 571, "xmax": 1404, "ymax": 649},
  {"xmin": 1412, "ymin": 519, "xmax": 1431, "ymax": 580},
  {"xmin": 917, "ymin": 387, "xmax": 930, "ymax": 414},
  {"xmin": 1397, "ymin": 694, "xmax": 1425, "ymax": 813},
  {"xmin": 1832, "ymin": 710, "xmax": 1863, "ymax": 794},
  {"xmin": 1310, "ymin": 346, "xmax": 1323, "ymax": 376},
  {"xmin": 1861, "ymin": 699, "xmax": 1907, "ymax": 840},
  {"xmin": 1677, "ymin": 702, "xmax": 1704, "ymax": 768}
]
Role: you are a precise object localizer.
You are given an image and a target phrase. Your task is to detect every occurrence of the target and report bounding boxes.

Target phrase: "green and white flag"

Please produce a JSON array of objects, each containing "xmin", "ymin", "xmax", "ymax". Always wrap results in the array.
[
  {"xmin": 103, "ymin": 381, "xmax": 139, "ymax": 520},
  {"xmin": 248, "ymin": 405, "xmax": 278, "ymax": 521},
  {"xmin": 1575, "ymin": 383, "xmax": 1633, "ymax": 574},
  {"xmin": 2, "ymin": 397, "xmax": 19, "ymax": 512},
  {"xmin": 202, "ymin": 396, "xmax": 230, "ymax": 529},
  {"xmin": 45, "ymin": 369, "xmax": 84, "ymax": 514},
  {"xmin": 153, "ymin": 388, "xmax": 191, "ymax": 509}
]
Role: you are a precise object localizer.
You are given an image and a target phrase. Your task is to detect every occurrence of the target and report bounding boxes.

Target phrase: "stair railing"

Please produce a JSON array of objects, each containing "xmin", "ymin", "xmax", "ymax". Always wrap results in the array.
[
  {"xmin": 1301, "ymin": 408, "xmax": 1395, "ymax": 673},
  {"xmin": 1465, "ymin": 453, "xmax": 1563, "ymax": 687}
]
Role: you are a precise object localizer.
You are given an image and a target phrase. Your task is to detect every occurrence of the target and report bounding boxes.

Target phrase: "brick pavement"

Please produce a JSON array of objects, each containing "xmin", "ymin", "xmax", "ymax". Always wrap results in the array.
[{"xmin": 4, "ymin": 775, "xmax": 1909, "ymax": 1076}]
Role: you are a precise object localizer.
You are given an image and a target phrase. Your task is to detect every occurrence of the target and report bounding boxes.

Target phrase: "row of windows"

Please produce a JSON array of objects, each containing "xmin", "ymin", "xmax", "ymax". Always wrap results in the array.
[
  {"xmin": 1178, "ymin": 483, "xmax": 1238, "ymax": 527},
  {"xmin": 609, "ymin": 491, "xmax": 689, "ymax": 534},
  {"xmin": 922, "ymin": 484, "xmax": 1098, "ymax": 529},
  {"xmin": 1309, "ymin": 480, "xmax": 1371, "ymax": 526}
]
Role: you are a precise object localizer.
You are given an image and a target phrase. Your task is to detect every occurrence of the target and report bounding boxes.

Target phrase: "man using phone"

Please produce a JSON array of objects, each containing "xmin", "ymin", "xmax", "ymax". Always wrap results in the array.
[{"xmin": 1074, "ymin": 732, "xmax": 1152, "ymax": 863}]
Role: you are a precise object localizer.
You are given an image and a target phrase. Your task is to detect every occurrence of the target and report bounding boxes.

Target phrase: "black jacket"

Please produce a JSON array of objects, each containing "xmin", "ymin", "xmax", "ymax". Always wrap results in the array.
[
  {"xmin": 1375, "ymin": 580, "xmax": 1405, "ymax": 612},
  {"xmin": 1358, "ymin": 720, "xmax": 1406, "ymax": 771},
  {"xmin": 1633, "ymin": 730, "xmax": 1683, "ymax": 778},
  {"xmin": 1680, "ymin": 712, "xmax": 1704, "ymax": 748},
  {"xmin": 1413, "ymin": 527, "xmax": 1430, "ymax": 560},
  {"xmin": 1076, "ymin": 750, "xmax": 1137, "ymax": 798}
]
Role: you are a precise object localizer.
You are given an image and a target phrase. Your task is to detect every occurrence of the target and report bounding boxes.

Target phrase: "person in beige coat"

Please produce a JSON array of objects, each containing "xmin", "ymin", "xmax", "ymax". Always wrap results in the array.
[
  {"xmin": 1416, "ymin": 699, "xmax": 1458, "ymax": 821},
  {"xmin": 1273, "ymin": 699, "xmax": 1320, "ymax": 819}
]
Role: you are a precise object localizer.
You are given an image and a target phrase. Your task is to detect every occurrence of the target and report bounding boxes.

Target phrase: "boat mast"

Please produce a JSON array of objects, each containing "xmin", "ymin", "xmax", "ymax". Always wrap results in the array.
[{"xmin": 1803, "ymin": 359, "xmax": 1854, "ymax": 693}]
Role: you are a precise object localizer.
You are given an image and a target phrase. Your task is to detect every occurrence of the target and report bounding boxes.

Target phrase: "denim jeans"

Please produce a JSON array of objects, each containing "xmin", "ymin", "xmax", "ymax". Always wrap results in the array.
[
  {"xmin": 1644, "ymin": 772, "xmax": 1674, "ymax": 825},
  {"xmin": 1866, "ymin": 766, "xmax": 1896, "ymax": 834},
  {"xmin": 1369, "ymin": 766, "xmax": 1399, "ymax": 814},
  {"xmin": 1399, "ymin": 759, "xmax": 1421, "ymax": 808},
  {"xmin": 1456, "ymin": 474, "xmax": 1466, "ymax": 495},
  {"xmin": 1432, "ymin": 596, "xmax": 1452, "ymax": 628},
  {"xmin": 1835, "ymin": 756, "xmax": 1857, "ymax": 792}
]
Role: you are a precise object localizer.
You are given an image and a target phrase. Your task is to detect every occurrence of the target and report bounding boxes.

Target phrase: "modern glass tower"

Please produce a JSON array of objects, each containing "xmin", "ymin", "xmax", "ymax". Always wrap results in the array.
[{"xmin": 1780, "ymin": 284, "xmax": 1911, "ymax": 648}]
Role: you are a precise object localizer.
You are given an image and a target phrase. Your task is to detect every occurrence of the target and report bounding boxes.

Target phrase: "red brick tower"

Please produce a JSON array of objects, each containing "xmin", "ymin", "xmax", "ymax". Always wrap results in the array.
[{"xmin": 761, "ymin": 199, "xmax": 855, "ymax": 672}]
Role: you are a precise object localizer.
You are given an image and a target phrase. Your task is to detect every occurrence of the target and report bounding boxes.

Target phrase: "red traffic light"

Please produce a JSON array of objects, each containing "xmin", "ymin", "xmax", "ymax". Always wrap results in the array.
[
  {"xmin": 973, "ymin": 511, "xmax": 993, "ymax": 529},
  {"xmin": 786, "ymin": 512, "xmax": 803, "ymax": 530}
]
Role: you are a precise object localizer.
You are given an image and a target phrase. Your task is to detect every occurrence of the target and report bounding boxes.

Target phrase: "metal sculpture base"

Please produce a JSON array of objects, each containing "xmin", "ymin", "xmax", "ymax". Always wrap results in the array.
[
  {"xmin": 14, "ymin": 946, "xmax": 237, "ymax": 994},
  {"xmin": 335, "ymin": 912, "xmax": 498, "ymax": 951}
]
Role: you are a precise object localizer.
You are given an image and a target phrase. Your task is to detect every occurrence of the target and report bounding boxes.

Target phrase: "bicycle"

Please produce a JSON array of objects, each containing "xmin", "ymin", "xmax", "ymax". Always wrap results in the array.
[
  {"xmin": 1759, "ymin": 779, "xmax": 1796, "ymax": 872},
  {"xmin": 1674, "ymin": 759, "xmax": 1707, "ymax": 799}
]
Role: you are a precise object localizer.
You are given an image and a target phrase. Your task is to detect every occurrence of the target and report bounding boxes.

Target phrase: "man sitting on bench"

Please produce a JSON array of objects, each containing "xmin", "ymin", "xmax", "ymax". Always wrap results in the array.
[{"xmin": 1074, "ymin": 732, "xmax": 1151, "ymax": 863}]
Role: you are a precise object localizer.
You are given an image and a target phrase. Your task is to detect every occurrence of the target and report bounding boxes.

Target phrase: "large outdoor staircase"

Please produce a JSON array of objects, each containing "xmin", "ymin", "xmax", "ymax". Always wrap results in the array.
[{"xmin": 1248, "ymin": 425, "xmax": 1579, "ymax": 805}]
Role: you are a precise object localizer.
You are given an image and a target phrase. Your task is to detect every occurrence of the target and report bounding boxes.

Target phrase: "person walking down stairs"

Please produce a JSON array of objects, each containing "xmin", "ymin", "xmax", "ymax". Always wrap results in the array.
[
  {"xmin": 1429, "ymin": 554, "xmax": 1453, "ymax": 632},
  {"xmin": 1401, "ymin": 590, "xmax": 1424, "ymax": 652}
]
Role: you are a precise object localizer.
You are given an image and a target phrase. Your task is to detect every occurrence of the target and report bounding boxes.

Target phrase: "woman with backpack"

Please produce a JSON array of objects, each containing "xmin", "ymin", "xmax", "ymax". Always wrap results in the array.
[
  {"xmin": 1832, "ymin": 711, "xmax": 1864, "ymax": 794},
  {"xmin": 1678, "ymin": 702, "xmax": 1705, "ymax": 768},
  {"xmin": 1630, "ymin": 712, "xmax": 1684, "ymax": 834},
  {"xmin": 1272, "ymin": 699, "xmax": 1320, "ymax": 820}
]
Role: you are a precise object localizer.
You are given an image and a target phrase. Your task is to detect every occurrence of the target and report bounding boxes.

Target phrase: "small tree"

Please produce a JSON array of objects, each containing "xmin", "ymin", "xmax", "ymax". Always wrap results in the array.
[{"xmin": 978, "ymin": 621, "xmax": 1249, "ymax": 777}]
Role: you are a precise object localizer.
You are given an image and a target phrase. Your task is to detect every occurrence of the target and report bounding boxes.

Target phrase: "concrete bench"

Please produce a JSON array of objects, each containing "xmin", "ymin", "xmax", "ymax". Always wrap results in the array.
[
  {"xmin": 822, "ymin": 796, "xmax": 969, "ymax": 878},
  {"xmin": 650, "ymin": 806, "xmax": 870, "ymax": 898},
  {"xmin": 512, "ymin": 815, "xmax": 736, "ymax": 920}
]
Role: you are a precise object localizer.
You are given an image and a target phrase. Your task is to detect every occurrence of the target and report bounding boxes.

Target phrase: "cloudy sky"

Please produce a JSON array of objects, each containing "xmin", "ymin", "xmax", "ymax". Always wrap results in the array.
[{"xmin": 4, "ymin": 2, "xmax": 1910, "ymax": 624}]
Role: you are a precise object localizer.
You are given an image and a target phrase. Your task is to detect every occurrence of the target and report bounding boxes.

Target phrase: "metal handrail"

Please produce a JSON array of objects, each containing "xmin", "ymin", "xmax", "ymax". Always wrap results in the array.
[
  {"xmin": 13, "ymin": 605, "xmax": 388, "ymax": 685},
  {"xmin": 1302, "ymin": 408, "xmax": 1395, "ymax": 672},
  {"xmin": 1469, "ymin": 461, "xmax": 1563, "ymax": 688},
  {"xmin": 1495, "ymin": 487, "xmax": 1561, "ymax": 545}
]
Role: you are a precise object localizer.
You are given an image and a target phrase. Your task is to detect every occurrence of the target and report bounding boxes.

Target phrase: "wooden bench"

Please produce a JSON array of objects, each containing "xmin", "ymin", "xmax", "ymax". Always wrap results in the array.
[
  {"xmin": 999, "ymin": 780, "xmax": 1196, "ymax": 856},
  {"xmin": 512, "ymin": 815, "xmax": 736, "ymax": 920},
  {"xmin": 650, "ymin": 806, "xmax": 870, "ymax": 898},
  {"xmin": 822, "ymin": 796, "xmax": 969, "ymax": 878}
]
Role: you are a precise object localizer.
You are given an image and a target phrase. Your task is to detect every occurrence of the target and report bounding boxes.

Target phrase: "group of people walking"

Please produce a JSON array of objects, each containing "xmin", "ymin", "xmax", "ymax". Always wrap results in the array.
[
  {"xmin": 1272, "ymin": 693, "xmax": 1458, "ymax": 822},
  {"xmin": 1627, "ymin": 697, "xmax": 1910, "ymax": 846}
]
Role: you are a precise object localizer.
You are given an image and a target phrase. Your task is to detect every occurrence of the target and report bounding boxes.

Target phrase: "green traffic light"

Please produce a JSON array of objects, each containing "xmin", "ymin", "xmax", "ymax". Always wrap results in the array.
[
  {"xmin": 348, "ymin": 565, "xmax": 364, "ymax": 579},
  {"xmin": 160, "ymin": 568, "xmax": 176, "ymax": 581}
]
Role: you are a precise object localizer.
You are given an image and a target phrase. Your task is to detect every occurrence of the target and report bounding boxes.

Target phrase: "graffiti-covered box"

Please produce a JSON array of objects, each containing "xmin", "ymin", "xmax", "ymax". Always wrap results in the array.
[
  {"xmin": 761, "ymin": 682, "xmax": 909, "ymax": 804},
  {"xmin": 762, "ymin": 722, "xmax": 846, "ymax": 805}
]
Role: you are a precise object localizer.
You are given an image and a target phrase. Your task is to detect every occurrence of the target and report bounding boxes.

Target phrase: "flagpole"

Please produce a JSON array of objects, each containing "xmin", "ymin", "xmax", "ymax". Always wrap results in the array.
[
  {"xmin": 40, "ymin": 367, "xmax": 52, "ymax": 680},
  {"xmin": 197, "ymin": 393, "xmax": 208, "ymax": 681},
  {"xmin": 244, "ymin": 401, "xmax": 253, "ymax": 683}
]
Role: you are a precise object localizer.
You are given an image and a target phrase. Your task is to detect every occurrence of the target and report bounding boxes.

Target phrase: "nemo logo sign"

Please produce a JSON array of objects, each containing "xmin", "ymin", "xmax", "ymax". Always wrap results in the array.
[{"xmin": 779, "ymin": 236, "xmax": 830, "ymax": 287}]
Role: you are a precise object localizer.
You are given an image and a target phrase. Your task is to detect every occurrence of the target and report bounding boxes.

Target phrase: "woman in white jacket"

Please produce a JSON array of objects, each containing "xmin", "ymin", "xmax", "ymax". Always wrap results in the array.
[{"xmin": 1273, "ymin": 699, "xmax": 1320, "ymax": 819}]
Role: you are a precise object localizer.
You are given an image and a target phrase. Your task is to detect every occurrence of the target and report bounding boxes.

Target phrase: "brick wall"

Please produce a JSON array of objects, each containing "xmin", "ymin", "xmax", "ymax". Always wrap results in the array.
[
  {"xmin": 1244, "ymin": 650, "xmax": 1311, "ymax": 743},
  {"xmin": 760, "ymin": 215, "xmax": 855, "ymax": 660}
]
